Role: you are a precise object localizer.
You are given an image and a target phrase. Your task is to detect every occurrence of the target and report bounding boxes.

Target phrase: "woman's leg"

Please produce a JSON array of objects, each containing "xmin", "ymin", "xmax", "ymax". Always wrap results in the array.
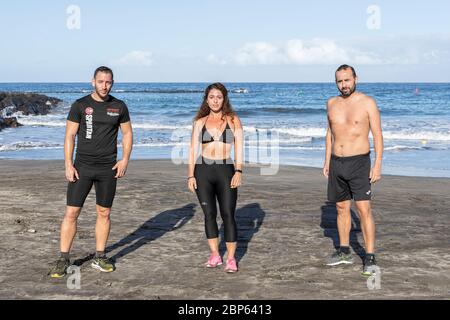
[
  {"xmin": 195, "ymin": 164, "xmax": 220, "ymax": 255},
  {"xmin": 215, "ymin": 164, "xmax": 238, "ymax": 260}
]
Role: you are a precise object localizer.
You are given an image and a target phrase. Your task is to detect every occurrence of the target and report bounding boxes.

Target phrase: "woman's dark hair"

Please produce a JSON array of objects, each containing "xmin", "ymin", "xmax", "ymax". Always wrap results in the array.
[{"xmin": 194, "ymin": 82, "xmax": 235, "ymax": 121}]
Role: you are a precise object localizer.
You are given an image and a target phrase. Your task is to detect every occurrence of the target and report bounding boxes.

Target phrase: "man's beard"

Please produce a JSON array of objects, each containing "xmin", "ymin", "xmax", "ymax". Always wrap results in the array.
[
  {"xmin": 95, "ymin": 87, "xmax": 111, "ymax": 100},
  {"xmin": 339, "ymin": 83, "xmax": 357, "ymax": 97}
]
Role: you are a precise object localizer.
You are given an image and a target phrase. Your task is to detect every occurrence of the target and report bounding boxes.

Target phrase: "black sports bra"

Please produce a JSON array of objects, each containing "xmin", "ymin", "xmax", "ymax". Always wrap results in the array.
[{"xmin": 202, "ymin": 121, "xmax": 235, "ymax": 144}]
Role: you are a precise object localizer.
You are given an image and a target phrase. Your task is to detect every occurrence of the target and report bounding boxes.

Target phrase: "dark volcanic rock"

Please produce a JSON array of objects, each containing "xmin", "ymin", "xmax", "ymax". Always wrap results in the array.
[
  {"xmin": 0, "ymin": 117, "xmax": 21, "ymax": 130},
  {"xmin": 0, "ymin": 92, "xmax": 62, "ymax": 116},
  {"xmin": 0, "ymin": 92, "xmax": 62, "ymax": 131}
]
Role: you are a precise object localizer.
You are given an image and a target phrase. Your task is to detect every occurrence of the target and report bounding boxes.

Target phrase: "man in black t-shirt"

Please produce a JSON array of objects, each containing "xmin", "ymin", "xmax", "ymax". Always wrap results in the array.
[{"xmin": 49, "ymin": 66, "xmax": 133, "ymax": 278}]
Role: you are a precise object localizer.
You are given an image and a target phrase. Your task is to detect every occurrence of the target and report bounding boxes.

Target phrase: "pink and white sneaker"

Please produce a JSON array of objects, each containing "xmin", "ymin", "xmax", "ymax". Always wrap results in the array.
[
  {"xmin": 205, "ymin": 254, "xmax": 222, "ymax": 268},
  {"xmin": 224, "ymin": 258, "xmax": 238, "ymax": 273}
]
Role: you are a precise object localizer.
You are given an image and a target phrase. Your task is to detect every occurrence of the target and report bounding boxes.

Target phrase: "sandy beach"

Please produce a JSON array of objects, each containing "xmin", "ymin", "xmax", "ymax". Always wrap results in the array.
[{"xmin": 0, "ymin": 159, "xmax": 449, "ymax": 300}]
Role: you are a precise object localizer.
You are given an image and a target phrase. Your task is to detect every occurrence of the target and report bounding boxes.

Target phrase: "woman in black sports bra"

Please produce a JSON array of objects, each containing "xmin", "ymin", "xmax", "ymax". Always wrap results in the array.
[{"xmin": 188, "ymin": 82, "xmax": 243, "ymax": 273}]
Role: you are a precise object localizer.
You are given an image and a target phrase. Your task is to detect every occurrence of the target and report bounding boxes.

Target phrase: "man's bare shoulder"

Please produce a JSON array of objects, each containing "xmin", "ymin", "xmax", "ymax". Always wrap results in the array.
[
  {"xmin": 362, "ymin": 95, "xmax": 380, "ymax": 117},
  {"xmin": 355, "ymin": 92, "xmax": 377, "ymax": 105},
  {"xmin": 326, "ymin": 96, "xmax": 340, "ymax": 109}
]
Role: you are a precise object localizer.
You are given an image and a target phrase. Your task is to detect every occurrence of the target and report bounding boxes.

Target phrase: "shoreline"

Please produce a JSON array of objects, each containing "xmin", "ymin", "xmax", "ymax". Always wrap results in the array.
[{"xmin": 1, "ymin": 158, "xmax": 449, "ymax": 180}]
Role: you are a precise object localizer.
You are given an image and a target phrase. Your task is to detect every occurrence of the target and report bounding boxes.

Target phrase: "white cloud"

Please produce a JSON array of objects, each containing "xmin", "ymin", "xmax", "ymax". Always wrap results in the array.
[
  {"xmin": 285, "ymin": 39, "xmax": 349, "ymax": 64},
  {"xmin": 234, "ymin": 42, "xmax": 287, "ymax": 65},
  {"xmin": 112, "ymin": 51, "xmax": 153, "ymax": 66},
  {"xmin": 232, "ymin": 38, "xmax": 383, "ymax": 66},
  {"xmin": 208, "ymin": 36, "xmax": 450, "ymax": 67}
]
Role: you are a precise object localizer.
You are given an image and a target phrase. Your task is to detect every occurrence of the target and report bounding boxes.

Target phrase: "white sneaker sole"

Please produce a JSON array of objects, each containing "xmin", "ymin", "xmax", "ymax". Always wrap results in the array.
[
  {"xmin": 91, "ymin": 262, "xmax": 114, "ymax": 272},
  {"xmin": 205, "ymin": 262, "xmax": 223, "ymax": 268},
  {"xmin": 326, "ymin": 260, "xmax": 354, "ymax": 266},
  {"xmin": 225, "ymin": 269, "xmax": 238, "ymax": 273}
]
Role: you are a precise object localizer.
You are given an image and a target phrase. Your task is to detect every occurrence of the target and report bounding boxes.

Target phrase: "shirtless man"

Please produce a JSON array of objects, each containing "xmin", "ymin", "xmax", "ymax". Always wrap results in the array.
[{"xmin": 323, "ymin": 65, "xmax": 384, "ymax": 276}]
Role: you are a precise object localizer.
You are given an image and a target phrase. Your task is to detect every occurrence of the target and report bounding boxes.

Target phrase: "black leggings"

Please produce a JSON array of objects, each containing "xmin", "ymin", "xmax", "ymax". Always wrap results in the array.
[{"xmin": 194, "ymin": 158, "xmax": 238, "ymax": 242}]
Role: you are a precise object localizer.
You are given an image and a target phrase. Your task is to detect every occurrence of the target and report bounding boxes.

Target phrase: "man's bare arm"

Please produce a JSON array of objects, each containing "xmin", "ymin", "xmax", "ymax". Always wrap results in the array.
[
  {"xmin": 323, "ymin": 100, "xmax": 334, "ymax": 177},
  {"xmin": 64, "ymin": 120, "xmax": 80, "ymax": 182},
  {"xmin": 367, "ymin": 98, "xmax": 383, "ymax": 183},
  {"xmin": 113, "ymin": 121, "xmax": 133, "ymax": 178}
]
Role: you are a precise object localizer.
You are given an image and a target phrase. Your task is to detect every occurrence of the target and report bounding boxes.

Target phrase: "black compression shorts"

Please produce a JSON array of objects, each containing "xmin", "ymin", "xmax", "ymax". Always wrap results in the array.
[{"xmin": 66, "ymin": 162, "xmax": 117, "ymax": 208}]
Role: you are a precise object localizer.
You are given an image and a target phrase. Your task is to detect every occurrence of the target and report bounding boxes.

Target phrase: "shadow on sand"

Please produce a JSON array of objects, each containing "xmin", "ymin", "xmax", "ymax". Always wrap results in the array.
[
  {"xmin": 218, "ymin": 202, "xmax": 266, "ymax": 262},
  {"xmin": 73, "ymin": 203, "xmax": 196, "ymax": 266},
  {"xmin": 320, "ymin": 201, "xmax": 366, "ymax": 262}
]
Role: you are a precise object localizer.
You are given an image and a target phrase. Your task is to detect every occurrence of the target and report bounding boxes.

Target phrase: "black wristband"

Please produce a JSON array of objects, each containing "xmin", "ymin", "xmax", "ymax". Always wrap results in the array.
[
  {"xmin": 235, "ymin": 169, "xmax": 242, "ymax": 173},
  {"xmin": 187, "ymin": 176, "xmax": 195, "ymax": 180}
]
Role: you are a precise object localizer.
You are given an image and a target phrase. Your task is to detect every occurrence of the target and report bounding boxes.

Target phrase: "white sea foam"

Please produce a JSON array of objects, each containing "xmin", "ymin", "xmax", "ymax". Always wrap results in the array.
[
  {"xmin": 382, "ymin": 131, "xmax": 450, "ymax": 141},
  {"xmin": 132, "ymin": 123, "xmax": 192, "ymax": 130},
  {"xmin": 0, "ymin": 142, "xmax": 62, "ymax": 152},
  {"xmin": 9, "ymin": 114, "xmax": 450, "ymax": 142},
  {"xmin": 132, "ymin": 142, "xmax": 189, "ymax": 148}
]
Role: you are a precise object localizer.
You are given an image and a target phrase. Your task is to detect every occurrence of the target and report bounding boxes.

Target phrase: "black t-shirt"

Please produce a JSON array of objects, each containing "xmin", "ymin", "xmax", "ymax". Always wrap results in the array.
[{"xmin": 67, "ymin": 94, "xmax": 130, "ymax": 166}]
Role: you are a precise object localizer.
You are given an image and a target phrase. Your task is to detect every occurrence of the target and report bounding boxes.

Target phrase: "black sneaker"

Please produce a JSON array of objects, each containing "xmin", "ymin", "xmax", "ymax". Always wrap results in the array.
[
  {"xmin": 361, "ymin": 255, "xmax": 378, "ymax": 277},
  {"xmin": 325, "ymin": 250, "xmax": 354, "ymax": 266},
  {"xmin": 91, "ymin": 256, "xmax": 115, "ymax": 272},
  {"xmin": 49, "ymin": 258, "xmax": 70, "ymax": 278}
]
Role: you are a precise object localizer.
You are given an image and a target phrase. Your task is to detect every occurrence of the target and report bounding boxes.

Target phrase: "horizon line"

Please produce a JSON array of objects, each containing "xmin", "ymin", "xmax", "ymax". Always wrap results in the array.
[{"xmin": 1, "ymin": 81, "xmax": 449, "ymax": 84}]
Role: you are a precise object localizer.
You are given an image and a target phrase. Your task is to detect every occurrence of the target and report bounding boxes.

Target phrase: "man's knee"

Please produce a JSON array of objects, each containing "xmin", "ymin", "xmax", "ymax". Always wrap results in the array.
[
  {"xmin": 335, "ymin": 201, "xmax": 350, "ymax": 213},
  {"xmin": 357, "ymin": 208, "xmax": 372, "ymax": 220},
  {"xmin": 356, "ymin": 201, "xmax": 372, "ymax": 219},
  {"xmin": 64, "ymin": 206, "xmax": 81, "ymax": 222},
  {"xmin": 96, "ymin": 206, "xmax": 111, "ymax": 219}
]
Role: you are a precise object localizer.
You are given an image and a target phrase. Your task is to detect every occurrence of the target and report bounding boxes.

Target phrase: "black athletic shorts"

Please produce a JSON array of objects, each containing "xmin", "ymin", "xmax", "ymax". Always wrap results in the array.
[
  {"xmin": 67, "ymin": 161, "xmax": 117, "ymax": 208},
  {"xmin": 327, "ymin": 152, "xmax": 372, "ymax": 202}
]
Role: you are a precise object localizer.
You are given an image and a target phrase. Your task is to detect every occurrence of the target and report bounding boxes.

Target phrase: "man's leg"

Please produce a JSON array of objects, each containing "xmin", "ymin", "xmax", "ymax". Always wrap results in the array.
[
  {"xmin": 354, "ymin": 200, "xmax": 375, "ymax": 254},
  {"xmin": 50, "ymin": 165, "xmax": 93, "ymax": 278},
  {"xmin": 60, "ymin": 206, "xmax": 82, "ymax": 253},
  {"xmin": 91, "ymin": 168, "xmax": 116, "ymax": 272},
  {"xmin": 50, "ymin": 204, "xmax": 85, "ymax": 277},
  {"xmin": 326, "ymin": 200, "xmax": 354, "ymax": 266},
  {"xmin": 336, "ymin": 200, "xmax": 352, "ymax": 248},
  {"xmin": 355, "ymin": 200, "xmax": 377, "ymax": 276},
  {"xmin": 63, "ymin": 164, "xmax": 93, "ymax": 254},
  {"xmin": 91, "ymin": 204, "xmax": 114, "ymax": 272},
  {"xmin": 95, "ymin": 205, "xmax": 111, "ymax": 253}
]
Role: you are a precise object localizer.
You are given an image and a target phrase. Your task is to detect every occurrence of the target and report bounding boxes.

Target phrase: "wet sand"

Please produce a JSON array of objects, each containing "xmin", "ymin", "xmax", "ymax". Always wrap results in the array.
[{"xmin": 0, "ymin": 159, "xmax": 449, "ymax": 299}]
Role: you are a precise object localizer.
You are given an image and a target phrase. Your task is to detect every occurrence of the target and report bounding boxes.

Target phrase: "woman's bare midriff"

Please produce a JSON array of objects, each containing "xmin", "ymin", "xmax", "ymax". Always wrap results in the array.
[{"xmin": 202, "ymin": 142, "xmax": 232, "ymax": 160}]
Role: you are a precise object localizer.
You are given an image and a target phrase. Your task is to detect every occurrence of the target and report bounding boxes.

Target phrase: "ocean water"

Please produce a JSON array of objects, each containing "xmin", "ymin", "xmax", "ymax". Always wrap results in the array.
[{"xmin": 0, "ymin": 82, "xmax": 449, "ymax": 177}]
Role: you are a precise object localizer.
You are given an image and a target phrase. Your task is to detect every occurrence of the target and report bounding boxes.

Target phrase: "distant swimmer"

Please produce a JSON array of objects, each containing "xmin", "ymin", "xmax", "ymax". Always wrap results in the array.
[
  {"xmin": 323, "ymin": 64, "xmax": 384, "ymax": 277},
  {"xmin": 188, "ymin": 83, "xmax": 244, "ymax": 273},
  {"xmin": 49, "ymin": 66, "xmax": 133, "ymax": 278},
  {"xmin": 415, "ymin": 88, "xmax": 420, "ymax": 95}
]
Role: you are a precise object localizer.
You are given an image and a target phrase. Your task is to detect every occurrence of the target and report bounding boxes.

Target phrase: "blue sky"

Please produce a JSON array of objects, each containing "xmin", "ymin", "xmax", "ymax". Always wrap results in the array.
[{"xmin": 1, "ymin": 0, "xmax": 449, "ymax": 82}]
